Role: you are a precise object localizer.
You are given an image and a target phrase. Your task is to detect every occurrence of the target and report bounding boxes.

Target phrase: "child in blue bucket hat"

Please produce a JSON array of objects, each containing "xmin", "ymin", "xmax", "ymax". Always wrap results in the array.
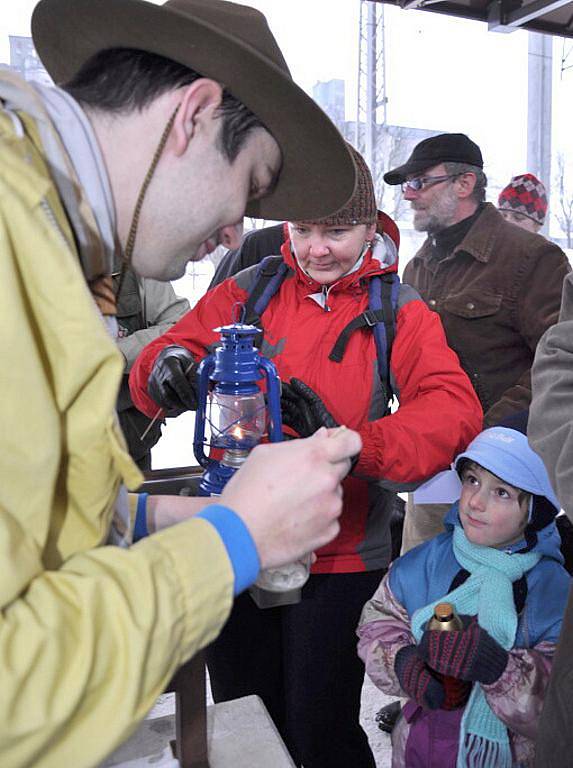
[{"xmin": 357, "ymin": 427, "xmax": 570, "ymax": 768}]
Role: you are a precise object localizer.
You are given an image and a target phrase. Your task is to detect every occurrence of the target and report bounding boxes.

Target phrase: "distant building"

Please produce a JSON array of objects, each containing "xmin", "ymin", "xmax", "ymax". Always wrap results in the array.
[
  {"xmin": 9, "ymin": 35, "xmax": 52, "ymax": 85},
  {"xmin": 313, "ymin": 79, "xmax": 345, "ymax": 126}
]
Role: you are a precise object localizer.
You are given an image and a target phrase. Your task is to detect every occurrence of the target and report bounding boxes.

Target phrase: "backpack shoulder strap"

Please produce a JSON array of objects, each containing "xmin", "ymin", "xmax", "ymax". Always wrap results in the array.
[
  {"xmin": 241, "ymin": 254, "xmax": 290, "ymax": 329},
  {"xmin": 328, "ymin": 273, "xmax": 400, "ymax": 399},
  {"xmin": 368, "ymin": 273, "xmax": 400, "ymax": 388}
]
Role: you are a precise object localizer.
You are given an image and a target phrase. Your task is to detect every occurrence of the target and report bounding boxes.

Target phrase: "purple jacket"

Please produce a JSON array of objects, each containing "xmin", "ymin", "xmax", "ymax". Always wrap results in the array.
[{"xmin": 357, "ymin": 573, "xmax": 555, "ymax": 767}]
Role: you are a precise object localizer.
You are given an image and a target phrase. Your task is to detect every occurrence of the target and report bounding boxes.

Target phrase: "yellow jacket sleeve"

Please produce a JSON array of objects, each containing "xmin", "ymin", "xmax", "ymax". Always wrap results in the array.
[{"xmin": 0, "ymin": 511, "xmax": 233, "ymax": 768}]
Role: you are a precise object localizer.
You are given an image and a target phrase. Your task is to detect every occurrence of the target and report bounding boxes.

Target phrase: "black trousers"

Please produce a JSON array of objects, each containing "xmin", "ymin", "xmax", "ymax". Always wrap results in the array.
[{"xmin": 206, "ymin": 569, "xmax": 384, "ymax": 768}]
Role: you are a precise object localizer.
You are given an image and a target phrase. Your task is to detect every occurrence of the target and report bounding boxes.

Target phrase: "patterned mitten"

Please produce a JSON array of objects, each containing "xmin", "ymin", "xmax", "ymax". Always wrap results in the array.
[
  {"xmin": 419, "ymin": 617, "xmax": 509, "ymax": 685},
  {"xmin": 394, "ymin": 645, "xmax": 445, "ymax": 710}
]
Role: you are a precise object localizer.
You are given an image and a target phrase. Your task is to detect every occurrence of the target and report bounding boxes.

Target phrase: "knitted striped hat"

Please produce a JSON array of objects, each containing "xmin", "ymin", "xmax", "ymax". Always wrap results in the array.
[
  {"xmin": 498, "ymin": 173, "xmax": 548, "ymax": 226},
  {"xmin": 298, "ymin": 143, "xmax": 377, "ymax": 226}
]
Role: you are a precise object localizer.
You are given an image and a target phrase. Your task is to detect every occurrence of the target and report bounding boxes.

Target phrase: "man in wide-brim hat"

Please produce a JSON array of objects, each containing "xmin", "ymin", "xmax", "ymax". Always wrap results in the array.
[
  {"xmin": 32, "ymin": 0, "xmax": 356, "ymax": 278},
  {"xmin": 0, "ymin": 1, "xmax": 361, "ymax": 766}
]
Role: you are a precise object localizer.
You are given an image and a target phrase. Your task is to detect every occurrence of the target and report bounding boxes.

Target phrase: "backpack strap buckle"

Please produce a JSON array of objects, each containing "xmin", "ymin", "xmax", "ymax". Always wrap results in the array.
[{"xmin": 362, "ymin": 309, "xmax": 379, "ymax": 328}]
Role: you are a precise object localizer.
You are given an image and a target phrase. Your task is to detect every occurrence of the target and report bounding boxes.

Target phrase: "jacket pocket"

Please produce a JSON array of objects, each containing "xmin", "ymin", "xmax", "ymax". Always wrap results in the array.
[
  {"xmin": 441, "ymin": 291, "xmax": 504, "ymax": 412},
  {"xmin": 442, "ymin": 290, "xmax": 503, "ymax": 319}
]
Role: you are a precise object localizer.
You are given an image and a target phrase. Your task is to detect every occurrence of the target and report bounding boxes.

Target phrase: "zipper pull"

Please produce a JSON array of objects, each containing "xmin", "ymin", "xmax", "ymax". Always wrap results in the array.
[{"xmin": 322, "ymin": 285, "xmax": 330, "ymax": 312}]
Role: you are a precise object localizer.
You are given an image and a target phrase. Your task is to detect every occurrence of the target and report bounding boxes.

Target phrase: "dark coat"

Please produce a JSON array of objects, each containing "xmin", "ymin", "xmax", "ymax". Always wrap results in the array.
[
  {"xmin": 209, "ymin": 223, "xmax": 286, "ymax": 288},
  {"xmin": 403, "ymin": 203, "xmax": 570, "ymax": 426}
]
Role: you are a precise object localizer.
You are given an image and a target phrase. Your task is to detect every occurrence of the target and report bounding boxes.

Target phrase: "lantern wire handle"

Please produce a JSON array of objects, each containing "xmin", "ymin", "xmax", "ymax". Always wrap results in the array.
[{"xmin": 231, "ymin": 302, "xmax": 245, "ymax": 324}]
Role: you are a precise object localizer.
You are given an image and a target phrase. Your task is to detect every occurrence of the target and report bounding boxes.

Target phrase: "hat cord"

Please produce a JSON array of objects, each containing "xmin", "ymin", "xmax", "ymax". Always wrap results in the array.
[{"xmin": 116, "ymin": 104, "xmax": 181, "ymax": 298}]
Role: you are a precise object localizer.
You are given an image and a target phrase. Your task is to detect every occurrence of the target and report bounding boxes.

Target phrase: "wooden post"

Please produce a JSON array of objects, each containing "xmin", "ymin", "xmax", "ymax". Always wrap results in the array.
[
  {"xmin": 168, "ymin": 652, "xmax": 209, "ymax": 768},
  {"xmin": 140, "ymin": 468, "xmax": 209, "ymax": 767}
]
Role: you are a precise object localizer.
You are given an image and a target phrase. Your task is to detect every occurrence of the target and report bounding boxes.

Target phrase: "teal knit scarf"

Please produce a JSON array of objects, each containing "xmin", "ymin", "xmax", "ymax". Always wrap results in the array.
[{"xmin": 411, "ymin": 524, "xmax": 541, "ymax": 768}]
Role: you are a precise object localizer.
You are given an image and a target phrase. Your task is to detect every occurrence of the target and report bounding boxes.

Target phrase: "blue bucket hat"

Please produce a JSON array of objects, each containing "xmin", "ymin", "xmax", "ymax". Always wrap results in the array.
[{"xmin": 454, "ymin": 427, "xmax": 560, "ymax": 516}]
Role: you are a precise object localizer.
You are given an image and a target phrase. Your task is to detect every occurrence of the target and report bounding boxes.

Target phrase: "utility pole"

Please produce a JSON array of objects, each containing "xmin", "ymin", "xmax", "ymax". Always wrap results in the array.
[
  {"xmin": 527, "ymin": 32, "xmax": 552, "ymax": 234},
  {"xmin": 356, "ymin": 1, "xmax": 387, "ymax": 182}
]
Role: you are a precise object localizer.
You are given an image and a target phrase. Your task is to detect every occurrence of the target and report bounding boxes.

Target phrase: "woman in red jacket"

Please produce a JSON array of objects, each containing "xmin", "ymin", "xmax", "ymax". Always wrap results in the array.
[{"xmin": 130, "ymin": 145, "xmax": 482, "ymax": 768}]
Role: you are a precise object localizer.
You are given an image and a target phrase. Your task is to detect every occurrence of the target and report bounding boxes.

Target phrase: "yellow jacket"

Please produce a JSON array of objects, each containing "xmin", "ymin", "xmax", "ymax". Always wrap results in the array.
[{"xmin": 0, "ymin": 74, "xmax": 233, "ymax": 767}]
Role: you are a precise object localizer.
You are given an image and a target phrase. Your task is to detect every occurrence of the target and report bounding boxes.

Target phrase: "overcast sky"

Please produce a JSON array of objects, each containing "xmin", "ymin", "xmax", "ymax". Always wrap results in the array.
[{"xmin": 2, "ymin": 1, "xmax": 573, "ymax": 219}]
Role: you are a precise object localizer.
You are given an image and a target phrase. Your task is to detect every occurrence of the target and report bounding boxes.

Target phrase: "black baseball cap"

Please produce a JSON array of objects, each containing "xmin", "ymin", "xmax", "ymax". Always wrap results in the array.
[{"xmin": 384, "ymin": 133, "xmax": 483, "ymax": 186}]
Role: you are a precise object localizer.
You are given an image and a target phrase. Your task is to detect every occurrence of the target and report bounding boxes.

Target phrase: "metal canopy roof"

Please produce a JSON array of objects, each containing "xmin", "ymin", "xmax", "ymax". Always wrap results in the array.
[{"xmin": 374, "ymin": 0, "xmax": 573, "ymax": 39}]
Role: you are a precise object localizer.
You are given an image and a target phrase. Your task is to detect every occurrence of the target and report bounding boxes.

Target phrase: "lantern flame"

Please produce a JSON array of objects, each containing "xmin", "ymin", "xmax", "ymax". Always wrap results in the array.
[{"xmin": 231, "ymin": 425, "xmax": 245, "ymax": 440}]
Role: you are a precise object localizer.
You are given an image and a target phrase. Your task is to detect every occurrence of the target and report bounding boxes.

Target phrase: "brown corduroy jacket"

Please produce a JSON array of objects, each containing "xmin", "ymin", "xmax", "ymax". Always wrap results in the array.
[{"xmin": 403, "ymin": 203, "xmax": 570, "ymax": 426}]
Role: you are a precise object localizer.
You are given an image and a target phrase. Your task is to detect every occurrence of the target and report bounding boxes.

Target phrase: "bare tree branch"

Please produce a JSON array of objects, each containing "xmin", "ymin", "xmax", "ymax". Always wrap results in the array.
[{"xmin": 555, "ymin": 152, "xmax": 573, "ymax": 248}]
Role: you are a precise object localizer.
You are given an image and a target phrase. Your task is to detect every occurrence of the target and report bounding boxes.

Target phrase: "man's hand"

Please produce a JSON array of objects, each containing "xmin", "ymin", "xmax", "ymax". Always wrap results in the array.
[
  {"xmin": 220, "ymin": 426, "xmax": 361, "ymax": 569},
  {"xmin": 147, "ymin": 345, "xmax": 199, "ymax": 416},
  {"xmin": 281, "ymin": 378, "xmax": 339, "ymax": 437}
]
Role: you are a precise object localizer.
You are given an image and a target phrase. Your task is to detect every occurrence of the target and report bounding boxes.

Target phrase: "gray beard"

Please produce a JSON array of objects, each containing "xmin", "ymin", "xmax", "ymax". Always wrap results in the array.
[{"xmin": 411, "ymin": 187, "xmax": 459, "ymax": 234}]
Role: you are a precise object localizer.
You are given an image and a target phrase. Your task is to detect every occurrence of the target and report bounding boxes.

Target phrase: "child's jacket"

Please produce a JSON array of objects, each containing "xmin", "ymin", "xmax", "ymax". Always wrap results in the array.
[{"xmin": 357, "ymin": 505, "xmax": 570, "ymax": 767}]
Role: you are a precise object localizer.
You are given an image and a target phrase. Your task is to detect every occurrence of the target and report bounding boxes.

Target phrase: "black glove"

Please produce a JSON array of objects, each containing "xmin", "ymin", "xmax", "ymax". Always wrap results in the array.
[
  {"xmin": 281, "ymin": 378, "xmax": 360, "ymax": 469},
  {"xmin": 147, "ymin": 345, "xmax": 199, "ymax": 416},
  {"xmin": 280, "ymin": 377, "xmax": 338, "ymax": 438}
]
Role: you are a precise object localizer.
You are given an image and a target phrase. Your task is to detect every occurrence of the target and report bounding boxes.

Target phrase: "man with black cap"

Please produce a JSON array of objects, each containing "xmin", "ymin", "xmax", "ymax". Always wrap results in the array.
[
  {"xmin": 383, "ymin": 132, "xmax": 569, "ymax": 552},
  {"xmin": 0, "ymin": 1, "xmax": 361, "ymax": 765}
]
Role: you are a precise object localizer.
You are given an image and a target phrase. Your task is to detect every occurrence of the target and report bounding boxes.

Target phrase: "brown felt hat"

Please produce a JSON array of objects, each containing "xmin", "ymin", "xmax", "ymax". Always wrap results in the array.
[{"xmin": 31, "ymin": 0, "xmax": 356, "ymax": 222}]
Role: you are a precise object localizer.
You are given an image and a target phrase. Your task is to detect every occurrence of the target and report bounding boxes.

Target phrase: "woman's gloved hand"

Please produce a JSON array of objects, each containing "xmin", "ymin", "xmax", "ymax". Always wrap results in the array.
[
  {"xmin": 419, "ymin": 616, "xmax": 509, "ymax": 685},
  {"xmin": 147, "ymin": 345, "xmax": 199, "ymax": 416},
  {"xmin": 394, "ymin": 645, "xmax": 445, "ymax": 710},
  {"xmin": 280, "ymin": 378, "xmax": 360, "ymax": 469},
  {"xmin": 280, "ymin": 378, "xmax": 339, "ymax": 438}
]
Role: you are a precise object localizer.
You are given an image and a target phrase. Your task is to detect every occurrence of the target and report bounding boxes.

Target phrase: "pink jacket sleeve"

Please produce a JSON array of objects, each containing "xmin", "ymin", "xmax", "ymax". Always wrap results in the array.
[
  {"xmin": 482, "ymin": 642, "xmax": 555, "ymax": 741},
  {"xmin": 356, "ymin": 570, "xmax": 414, "ymax": 697}
]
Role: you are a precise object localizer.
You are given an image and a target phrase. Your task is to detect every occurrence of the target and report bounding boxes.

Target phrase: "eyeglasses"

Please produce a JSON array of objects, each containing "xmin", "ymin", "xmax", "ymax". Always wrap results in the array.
[{"xmin": 401, "ymin": 173, "xmax": 461, "ymax": 193}]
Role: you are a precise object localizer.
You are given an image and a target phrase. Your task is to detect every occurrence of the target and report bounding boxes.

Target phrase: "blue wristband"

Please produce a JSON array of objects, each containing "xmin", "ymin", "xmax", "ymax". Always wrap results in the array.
[
  {"xmin": 133, "ymin": 493, "xmax": 149, "ymax": 542},
  {"xmin": 196, "ymin": 504, "xmax": 260, "ymax": 595}
]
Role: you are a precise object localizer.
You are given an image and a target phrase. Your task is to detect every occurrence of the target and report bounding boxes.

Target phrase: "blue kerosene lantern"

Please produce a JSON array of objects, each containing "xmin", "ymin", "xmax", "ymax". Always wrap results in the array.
[
  {"xmin": 193, "ymin": 323, "xmax": 282, "ymax": 496},
  {"xmin": 193, "ymin": 323, "xmax": 308, "ymax": 608}
]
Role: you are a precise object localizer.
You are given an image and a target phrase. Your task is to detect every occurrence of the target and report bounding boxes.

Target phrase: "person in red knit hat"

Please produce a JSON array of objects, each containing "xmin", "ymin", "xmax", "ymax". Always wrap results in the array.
[{"xmin": 498, "ymin": 173, "xmax": 548, "ymax": 234}]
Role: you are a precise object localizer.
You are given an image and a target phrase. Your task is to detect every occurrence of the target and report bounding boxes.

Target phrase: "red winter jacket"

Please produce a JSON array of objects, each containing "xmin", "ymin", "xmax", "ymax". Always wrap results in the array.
[{"xmin": 130, "ymin": 228, "xmax": 482, "ymax": 573}]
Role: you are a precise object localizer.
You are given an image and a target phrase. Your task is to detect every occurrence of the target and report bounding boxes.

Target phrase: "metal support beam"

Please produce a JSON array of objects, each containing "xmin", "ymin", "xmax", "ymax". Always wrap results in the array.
[
  {"xmin": 490, "ymin": 0, "xmax": 571, "ymax": 32},
  {"xmin": 488, "ymin": 1, "xmax": 516, "ymax": 33},
  {"xmin": 356, "ymin": 0, "xmax": 387, "ymax": 183},
  {"xmin": 399, "ymin": 0, "xmax": 427, "ymax": 9},
  {"xmin": 399, "ymin": 0, "xmax": 446, "ymax": 9},
  {"xmin": 365, "ymin": 2, "xmax": 377, "ymax": 171},
  {"xmin": 527, "ymin": 31, "xmax": 552, "ymax": 236},
  {"xmin": 509, "ymin": 0, "xmax": 572, "ymax": 27}
]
